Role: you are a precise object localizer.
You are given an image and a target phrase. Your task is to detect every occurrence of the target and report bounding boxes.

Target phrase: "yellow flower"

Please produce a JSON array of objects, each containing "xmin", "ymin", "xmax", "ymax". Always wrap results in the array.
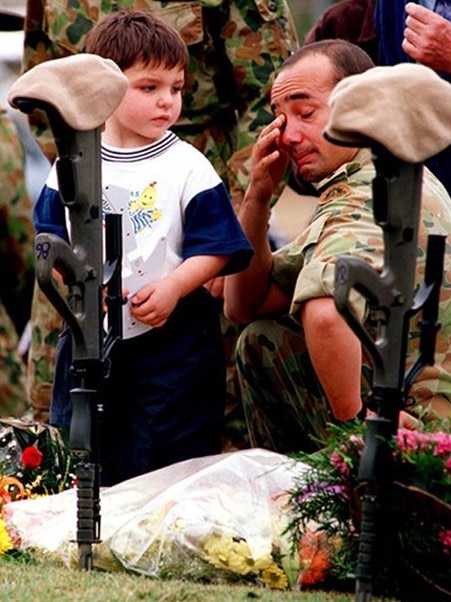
[
  {"xmin": 226, "ymin": 540, "xmax": 254, "ymax": 575},
  {"xmin": 0, "ymin": 518, "xmax": 13, "ymax": 555},
  {"xmin": 203, "ymin": 533, "xmax": 275, "ymax": 577},
  {"xmin": 203, "ymin": 533, "xmax": 233, "ymax": 567},
  {"xmin": 251, "ymin": 551, "xmax": 274, "ymax": 573},
  {"xmin": 260, "ymin": 564, "xmax": 289, "ymax": 589}
]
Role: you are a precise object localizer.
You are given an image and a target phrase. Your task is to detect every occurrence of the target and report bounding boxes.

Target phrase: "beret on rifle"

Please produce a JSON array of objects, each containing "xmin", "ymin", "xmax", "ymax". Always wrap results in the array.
[
  {"xmin": 324, "ymin": 63, "xmax": 451, "ymax": 163},
  {"xmin": 8, "ymin": 54, "xmax": 128, "ymax": 130}
]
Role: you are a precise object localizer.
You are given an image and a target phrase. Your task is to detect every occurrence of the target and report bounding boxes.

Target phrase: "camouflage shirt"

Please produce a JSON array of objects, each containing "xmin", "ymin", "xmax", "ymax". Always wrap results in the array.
[
  {"xmin": 273, "ymin": 149, "xmax": 451, "ymax": 418},
  {"xmin": 0, "ymin": 107, "xmax": 35, "ymax": 417},
  {"xmin": 0, "ymin": 108, "xmax": 35, "ymax": 336},
  {"xmin": 22, "ymin": 0, "xmax": 299, "ymax": 208}
]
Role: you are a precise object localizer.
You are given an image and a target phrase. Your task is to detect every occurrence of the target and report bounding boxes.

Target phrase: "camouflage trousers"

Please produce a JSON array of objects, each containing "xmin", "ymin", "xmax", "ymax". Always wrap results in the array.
[
  {"xmin": 26, "ymin": 281, "xmax": 63, "ymax": 423},
  {"xmin": 0, "ymin": 306, "xmax": 30, "ymax": 418},
  {"xmin": 235, "ymin": 315, "xmax": 373, "ymax": 454}
]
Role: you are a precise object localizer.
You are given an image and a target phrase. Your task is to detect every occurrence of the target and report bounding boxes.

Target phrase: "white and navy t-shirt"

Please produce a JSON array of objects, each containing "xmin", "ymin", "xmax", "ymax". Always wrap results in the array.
[{"xmin": 34, "ymin": 131, "xmax": 252, "ymax": 339}]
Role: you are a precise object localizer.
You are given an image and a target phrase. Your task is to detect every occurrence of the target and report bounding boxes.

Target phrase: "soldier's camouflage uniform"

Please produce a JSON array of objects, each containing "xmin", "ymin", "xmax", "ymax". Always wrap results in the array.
[
  {"xmin": 22, "ymin": 0, "xmax": 299, "ymax": 443},
  {"xmin": 0, "ymin": 107, "xmax": 34, "ymax": 418},
  {"xmin": 237, "ymin": 149, "xmax": 451, "ymax": 453}
]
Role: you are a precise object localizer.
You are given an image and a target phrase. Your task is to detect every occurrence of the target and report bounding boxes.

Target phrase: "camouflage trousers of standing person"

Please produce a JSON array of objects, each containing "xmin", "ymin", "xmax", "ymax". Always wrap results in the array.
[
  {"xmin": 26, "ymin": 280, "xmax": 63, "ymax": 423},
  {"xmin": 0, "ymin": 305, "xmax": 30, "ymax": 418},
  {"xmin": 235, "ymin": 315, "xmax": 374, "ymax": 454}
]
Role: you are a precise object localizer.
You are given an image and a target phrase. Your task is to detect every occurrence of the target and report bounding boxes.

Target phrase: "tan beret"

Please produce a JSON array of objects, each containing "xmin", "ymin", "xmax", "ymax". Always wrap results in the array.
[
  {"xmin": 324, "ymin": 63, "xmax": 451, "ymax": 163},
  {"xmin": 8, "ymin": 54, "xmax": 128, "ymax": 130}
]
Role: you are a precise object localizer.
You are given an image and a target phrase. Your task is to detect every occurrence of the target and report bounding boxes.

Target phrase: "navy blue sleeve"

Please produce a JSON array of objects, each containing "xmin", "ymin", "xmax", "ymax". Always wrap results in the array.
[
  {"xmin": 33, "ymin": 184, "xmax": 69, "ymax": 242},
  {"xmin": 183, "ymin": 182, "xmax": 253, "ymax": 275},
  {"xmin": 375, "ymin": 0, "xmax": 411, "ymax": 66}
]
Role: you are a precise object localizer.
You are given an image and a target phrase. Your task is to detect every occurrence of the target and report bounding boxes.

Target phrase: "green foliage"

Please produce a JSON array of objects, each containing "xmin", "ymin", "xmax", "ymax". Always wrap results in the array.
[
  {"xmin": 287, "ymin": 421, "xmax": 365, "ymax": 580},
  {"xmin": 286, "ymin": 419, "xmax": 451, "ymax": 590}
]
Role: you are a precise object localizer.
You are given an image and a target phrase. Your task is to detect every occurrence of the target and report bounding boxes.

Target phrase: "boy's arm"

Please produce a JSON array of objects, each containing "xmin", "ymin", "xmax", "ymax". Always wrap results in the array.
[
  {"xmin": 130, "ymin": 255, "xmax": 229, "ymax": 328},
  {"xmin": 165, "ymin": 255, "xmax": 230, "ymax": 297}
]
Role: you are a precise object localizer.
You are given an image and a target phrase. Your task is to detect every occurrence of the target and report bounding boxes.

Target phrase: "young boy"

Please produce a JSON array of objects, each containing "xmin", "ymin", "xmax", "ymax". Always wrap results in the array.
[{"xmin": 33, "ymin": 10, "xmax": 253, "ymax": 485}]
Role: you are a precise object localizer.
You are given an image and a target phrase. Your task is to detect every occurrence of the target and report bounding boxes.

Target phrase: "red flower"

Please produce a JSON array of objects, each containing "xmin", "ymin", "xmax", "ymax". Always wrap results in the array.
[{"xmin": 20, "ymin": 446, "xmax": 43, "ymax": 469}]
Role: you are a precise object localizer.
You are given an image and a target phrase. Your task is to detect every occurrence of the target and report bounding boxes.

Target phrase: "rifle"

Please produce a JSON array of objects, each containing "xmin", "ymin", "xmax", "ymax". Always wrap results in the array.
[
  {"xmin": 334, "ymin": 145, "xmax": 444, "ymax": 601},
  {"xmin": 11, "ymin": 59, "xmax": 126, "ymax": 569}
]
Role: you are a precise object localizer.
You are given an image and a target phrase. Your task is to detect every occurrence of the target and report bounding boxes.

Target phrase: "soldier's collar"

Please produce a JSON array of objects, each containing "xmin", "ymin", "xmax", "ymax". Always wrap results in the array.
[{"xmin": 315, "ymin": 148, "xmax": 372, "ymax": 194}]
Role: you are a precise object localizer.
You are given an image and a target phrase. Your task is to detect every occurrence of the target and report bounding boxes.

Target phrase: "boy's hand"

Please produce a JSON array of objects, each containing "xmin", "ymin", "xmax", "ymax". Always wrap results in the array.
[{"xmin": 130, "ymin": 278, "xmax": 180, "ymax": 328}]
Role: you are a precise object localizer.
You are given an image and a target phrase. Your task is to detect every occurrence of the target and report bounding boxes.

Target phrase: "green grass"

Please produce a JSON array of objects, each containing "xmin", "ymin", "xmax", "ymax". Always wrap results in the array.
[{"xmin": 0, "ymin": 557, "xmax": 400, "ymax": 602}]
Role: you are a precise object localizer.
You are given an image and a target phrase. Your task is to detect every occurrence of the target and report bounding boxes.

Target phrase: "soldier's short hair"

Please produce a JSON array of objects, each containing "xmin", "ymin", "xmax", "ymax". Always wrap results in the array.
[{"xmin": 282, "ymin": 39, "xmax": 375, "ymax": 87}]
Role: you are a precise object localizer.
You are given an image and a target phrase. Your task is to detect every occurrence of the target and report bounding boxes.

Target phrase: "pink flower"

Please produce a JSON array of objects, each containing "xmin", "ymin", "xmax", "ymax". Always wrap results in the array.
[
  {"xmin": 20, "ymin": 446, "xmax": 43, "ymax": 470},
  {"xmin": 330, "ymin": 451, "xmax": 349, "ymax": 476},
  {"xmin": 396, "ymin": 429, "xmax": 451, "ymax": 458},
  {"xmin": 396, "ymin": 429, "xmax": 423, "ymax": 453},
  {"xmin": 430, "ymin": 432, "xmax": 451, "ymax": 457}
]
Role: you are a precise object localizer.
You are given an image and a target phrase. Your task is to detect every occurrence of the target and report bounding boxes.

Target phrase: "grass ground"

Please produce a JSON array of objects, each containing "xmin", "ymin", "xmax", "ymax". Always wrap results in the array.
[{"xmin": 0, "ymin": 558, "xmax": 401, "ymax": 602}]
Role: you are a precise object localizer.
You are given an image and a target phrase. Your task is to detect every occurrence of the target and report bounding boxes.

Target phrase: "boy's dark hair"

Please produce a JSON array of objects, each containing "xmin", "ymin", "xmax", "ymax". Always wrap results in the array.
[
  {"xmin": 85, "ymin": 9, "xmax": 189, "ymax": 71},
  {"xmin": 282, "ymin": 39, "xmax": 375, "ymax": 86}
]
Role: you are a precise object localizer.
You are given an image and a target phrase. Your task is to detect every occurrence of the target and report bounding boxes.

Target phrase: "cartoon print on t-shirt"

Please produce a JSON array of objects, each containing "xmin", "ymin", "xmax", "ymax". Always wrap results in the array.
[{"xmin": 129, "ymin": 181, "xmax": 163, "ymax": 233}]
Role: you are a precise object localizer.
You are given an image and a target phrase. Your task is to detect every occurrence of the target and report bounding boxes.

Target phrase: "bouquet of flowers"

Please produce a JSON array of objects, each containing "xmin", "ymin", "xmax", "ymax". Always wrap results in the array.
[
  {"xmin": 2, "ymin": 448, "xmax": 304, "ymax": 589},
  {"xmin": 0, "ymin": 418, "xmax": 77, "ymax": 557},
  {"xmin": 287, "ymin": 419, "xmax": 451, "ymax": 596},
  {"xmin": 108, "ymin": 450, "xmax": 301, "ymax": 589}
]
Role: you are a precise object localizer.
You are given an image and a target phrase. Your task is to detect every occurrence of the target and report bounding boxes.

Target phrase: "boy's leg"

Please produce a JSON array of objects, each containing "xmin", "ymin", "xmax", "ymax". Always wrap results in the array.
[{"xmin": 102, "ymin": 287, "xmax": 226, "ymax": 484}]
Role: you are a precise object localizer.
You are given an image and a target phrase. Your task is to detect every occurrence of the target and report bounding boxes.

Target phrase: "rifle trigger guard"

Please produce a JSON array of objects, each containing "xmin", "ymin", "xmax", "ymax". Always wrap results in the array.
[{"xmin": 35, "ymin": 232, "xmax": 88, "ymax": 354}]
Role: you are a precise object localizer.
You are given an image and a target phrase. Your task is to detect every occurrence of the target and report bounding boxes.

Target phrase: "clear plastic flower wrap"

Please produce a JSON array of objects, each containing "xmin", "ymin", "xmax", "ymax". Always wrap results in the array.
[{"xmin": 4, "ymin": 449, "xmax": 307, "ymax": 588}]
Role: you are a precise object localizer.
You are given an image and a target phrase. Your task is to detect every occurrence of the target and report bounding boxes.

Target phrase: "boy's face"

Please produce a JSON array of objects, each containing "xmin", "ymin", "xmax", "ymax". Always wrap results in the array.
[{"xmin": 103, "ymin": 60, "xmax": 184, "ymax": 147}]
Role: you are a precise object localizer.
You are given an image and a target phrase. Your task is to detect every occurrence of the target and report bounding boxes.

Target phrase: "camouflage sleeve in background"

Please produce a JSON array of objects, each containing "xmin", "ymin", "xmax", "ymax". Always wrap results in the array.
[
  {"xmin": 219, "ymin": 0, "xmax": 299, "ymax": 208},
  {"xmin": 0, "ymin": 107, "xmax": 34, "ymax": 418}
]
